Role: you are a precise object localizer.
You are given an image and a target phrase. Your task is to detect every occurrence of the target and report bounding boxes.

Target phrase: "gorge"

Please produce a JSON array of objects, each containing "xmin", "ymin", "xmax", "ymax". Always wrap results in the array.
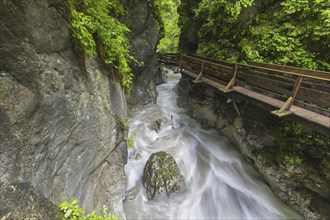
[{"xmin": 0, "ymin": 0, "xmax": 329, "ymax": 219}]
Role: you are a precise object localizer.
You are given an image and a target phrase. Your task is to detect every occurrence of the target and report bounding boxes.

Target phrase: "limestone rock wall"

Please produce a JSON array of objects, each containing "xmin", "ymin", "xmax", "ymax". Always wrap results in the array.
[
  {"xmin": 122, "ymin": 0, "xmax": 163, "ymax": 110},
  {"xmin": 0, "ymin": 0, "xmax": 160, "ymax": 218}
]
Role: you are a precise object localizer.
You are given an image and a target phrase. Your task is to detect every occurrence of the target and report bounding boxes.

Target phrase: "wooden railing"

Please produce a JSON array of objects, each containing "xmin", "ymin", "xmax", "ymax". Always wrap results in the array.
[
  {"xmin": 179, "ymin": 54, "xmax": 330, "ymax": 117},
  {"xmin": 157, "ymin": 52, "xmax": 180, "ymax": 65},
  {"xmin": 162, "ymin": 53, "xmax": 330, "ymax": 136}
]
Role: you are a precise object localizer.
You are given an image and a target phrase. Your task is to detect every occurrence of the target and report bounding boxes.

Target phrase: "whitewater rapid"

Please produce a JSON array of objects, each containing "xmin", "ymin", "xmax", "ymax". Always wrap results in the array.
[{"xmin": 123, "ymin": 70, "xmax": 302, "ymax": 219}]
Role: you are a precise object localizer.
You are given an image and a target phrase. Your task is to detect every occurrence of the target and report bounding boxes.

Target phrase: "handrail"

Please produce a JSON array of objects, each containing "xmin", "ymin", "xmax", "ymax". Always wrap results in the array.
[
  {"xmin": 181, "ymin": 54, "xmax": 330, "ymax": 82},
  {"xmin": 179, "ymin": 53, "xmax": 330, "ymax": 117},
  {"xmin": 241, "ymin": 63, "xmax": 330, "ymax": 82},
  {"xmin": 187, "ymin": 53, "xmax": 235, "ymax": 67},
  {"xmin": 247, "ymin": 61, "xmax": 330, "ymax": 81},
  {"xmin": 157, "ymin": 52, "xmax": 330, "ymax": 81},
  {"xmin": 182, "ymin": 54, "xmax": 233, "ymax": 71}
]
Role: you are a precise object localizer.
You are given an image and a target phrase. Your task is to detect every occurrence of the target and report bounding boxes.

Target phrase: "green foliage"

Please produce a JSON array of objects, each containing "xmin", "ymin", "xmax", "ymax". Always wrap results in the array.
[
  {"xmin": 193, "ymin": 0, "xmax": 330, "ymax": 70},
  {"xmin": 155, "ymin": 0, "xmax": 181, "ymax": 52},
  {"xmin": 194, "ymin": 0, "xmax": 254, "ymax": 62},
  {"xmin": 68, "ymin": 0, "xmax": 134, "ymax": 94},
  {"xmin": 147, "ymin": 0, "xmax": 165, "ymax": 40},
  {"xmin": 274, "ymin": 121, "xmax": 330, "ymax": 179},
  {"xmin": 242, "ymin": 0, "xmax": 330, "ymax": 70},
  {"xmin": 194, "ymin": 0, "xmax": 254, "ymax": 25},
  {"xmin": 279, "ymin": 122, "xmax": 329, "ymax": 148},
  {"xmin": 118, "ymin": 118, "xmax": 136, "ymax": 149},
  {"xmin": 126, "ymin": 131, "xmax": 136, "ymax": 149},
  {"xmin": 119, "ymin": 118, "xmax": 128, "ymax": 130},
  {"xmin": 59, "ymin": 200, "xmax": 119, "ymax": 220},
  {"xmin": 283, "ymin": 155, "xmax": 302, "ymax": 166}
]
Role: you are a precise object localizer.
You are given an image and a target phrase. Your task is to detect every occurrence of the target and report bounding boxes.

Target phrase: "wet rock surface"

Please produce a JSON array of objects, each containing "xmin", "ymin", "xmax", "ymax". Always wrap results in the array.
[
  {"xmin": 152, "ymin": 118, "xmax": 169, "ymax": 132},
  {"xmin": 0, "ymin": 182, "xmax": 61, "ymax": 220},
  {"xmin": 0, "ymin": 0, "xmax": 160, "ymax": 219},
  {"xmin": 143, "ymin": 151, "xmax": 184, "ymax": 200},
  {"xmin": 122, "ymin": 1, "xmax": 164, "ymax": 110}
]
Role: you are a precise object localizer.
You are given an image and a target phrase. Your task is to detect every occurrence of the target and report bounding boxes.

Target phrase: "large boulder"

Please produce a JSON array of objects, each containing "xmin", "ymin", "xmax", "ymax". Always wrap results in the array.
[{"xmin": 143, "ymin": 151, "xmax": 184, "ymax": 200}]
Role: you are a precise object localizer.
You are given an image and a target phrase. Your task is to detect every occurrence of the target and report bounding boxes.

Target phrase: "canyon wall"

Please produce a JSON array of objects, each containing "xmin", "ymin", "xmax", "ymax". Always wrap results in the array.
[{"xmin": 0, "ymin": 0, "xmax": 160, "ymax": 218}]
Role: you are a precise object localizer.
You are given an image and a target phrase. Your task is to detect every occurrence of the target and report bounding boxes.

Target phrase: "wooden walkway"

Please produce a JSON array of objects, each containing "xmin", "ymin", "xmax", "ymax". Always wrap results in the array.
[{"xmin": 158, "ymin": 53, "xmax": 330, "ymax": 136}]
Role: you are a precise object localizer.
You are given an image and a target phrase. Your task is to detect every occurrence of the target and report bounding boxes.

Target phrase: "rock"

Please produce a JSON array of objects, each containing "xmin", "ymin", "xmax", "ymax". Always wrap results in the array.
[
  {"xmin": 0, "ymin": 182, "xmax": 61, "ymax": 220},
  {"xmin": 0, "ymin": 0, "xmax": 159, "ymax": 218},
  {"xmin": 124, "ymin": 187, "xmax": 140, "ymax": 201},
  {"xmin": 143, "ymin": 151, "xmax": 184, "ymax": 200},
  {"xmin": 121, "ymin": 1, "xmax": 163, "ymax": 109},
  {"xmin": 152, "ymin": 119, "xmax": 168, "ymax": 132},
  {"xmin": 178, "ymin": 0, "xmax": 201, "ymax": 53},
  {"xmin": 129, "ymin": 148, "xmax": 142, "ymax": 160}
]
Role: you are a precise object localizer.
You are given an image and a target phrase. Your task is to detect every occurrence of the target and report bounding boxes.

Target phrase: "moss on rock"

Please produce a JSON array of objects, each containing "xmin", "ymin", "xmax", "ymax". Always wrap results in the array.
[{"xmin": 143, "ymin": 151, "xmax": 184, "ymax": 200}]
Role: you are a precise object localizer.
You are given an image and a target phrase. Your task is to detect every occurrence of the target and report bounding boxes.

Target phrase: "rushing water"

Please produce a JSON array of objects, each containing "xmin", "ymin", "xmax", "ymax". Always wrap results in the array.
[{"xmin": 123, "ymin": 70, "xmax": 302, "ymax": 219}]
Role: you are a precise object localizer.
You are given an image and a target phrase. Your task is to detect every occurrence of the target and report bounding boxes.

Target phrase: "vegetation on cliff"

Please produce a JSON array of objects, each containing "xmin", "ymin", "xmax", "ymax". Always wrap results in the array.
[
  {"xmin": 193, "ymin": 0, "xmax": 330, "ymax": 71},
  {"xmin": 275, "ymin": 122, "xmax": 330, "ymax": 179},
  {"xmin": 236, "ymin": 103, "xmax": 330, "ymax": 182},
  {"xmin": 67, "ymin": 0, "xmax": 134, "ymax": 94},
  {"xmin": 60, "ymin": 200, "xmax": 119, "ymax": 220},
  {"xmin": 154, "ymin": 0, "xmax": 181, "ymax": 52}
]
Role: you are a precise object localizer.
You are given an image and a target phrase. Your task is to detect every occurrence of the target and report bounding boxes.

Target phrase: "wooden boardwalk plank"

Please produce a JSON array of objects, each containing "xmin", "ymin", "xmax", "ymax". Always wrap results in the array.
[{"xmin": 234, "ymin": 86, "xmax": 330, "ymax": 129}]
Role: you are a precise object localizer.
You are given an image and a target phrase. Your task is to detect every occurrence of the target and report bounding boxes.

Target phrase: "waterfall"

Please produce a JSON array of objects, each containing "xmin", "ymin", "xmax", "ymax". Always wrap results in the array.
[{"xmin": 123, "ymin": 70, "xmax": 302, "ymax": 219}]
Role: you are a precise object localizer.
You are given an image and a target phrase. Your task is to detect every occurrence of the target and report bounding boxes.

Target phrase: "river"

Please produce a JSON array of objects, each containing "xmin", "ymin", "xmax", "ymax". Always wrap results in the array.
[{"xmin": 123, "ymin": 70, "xmax": 302, "ymax": 219}]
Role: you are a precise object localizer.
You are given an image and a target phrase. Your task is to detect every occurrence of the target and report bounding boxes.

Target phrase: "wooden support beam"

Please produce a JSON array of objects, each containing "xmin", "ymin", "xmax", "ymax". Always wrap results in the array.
[
  {"xmin": 219, "ymin": 64, "xmax": 238, "ymax": 93},
  {"xmin": 271, "ymin": 97, "xmax": 293, "ymax": 117},
  {"xmin": 271, "ymin": 76, "xmax": 304, "ymax": 117},
  {"xmin": 193, "ymin": 61, "xmax": 204, "ymax": 83}
]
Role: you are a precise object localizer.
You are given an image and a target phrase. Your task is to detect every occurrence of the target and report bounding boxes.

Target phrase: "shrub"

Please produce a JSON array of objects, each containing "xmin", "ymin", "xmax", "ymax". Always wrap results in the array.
[
  {"xmin": 68, "ymin": 0, "xmax": 135, "ymax": 94},
  {"xmin": 60, "ymin": 200, "xmax": 119, "ymax": 220}
]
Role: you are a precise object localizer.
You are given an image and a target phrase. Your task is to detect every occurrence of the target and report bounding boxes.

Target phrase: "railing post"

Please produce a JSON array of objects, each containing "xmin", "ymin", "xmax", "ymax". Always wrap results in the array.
[
  {"xmin": 288, "ymin": 76, "xmax": 303, "ymax": 111},
  {"xmin": 178, "ymin": 54, "xmax": 183, "ymax": 70}
]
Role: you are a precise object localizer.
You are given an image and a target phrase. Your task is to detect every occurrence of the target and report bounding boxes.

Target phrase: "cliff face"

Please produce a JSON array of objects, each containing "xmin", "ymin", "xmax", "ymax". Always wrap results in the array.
[
  {"xmin": 0, "ymin": 0, "xmax": 160, "ymax": 219},
  {"xmin": 177, "ymin": 0, "xmax": 200, "ymax": 53},
  {"xmin": 123, "ymin": 0, "xmax": 163, "ymax": 110}
]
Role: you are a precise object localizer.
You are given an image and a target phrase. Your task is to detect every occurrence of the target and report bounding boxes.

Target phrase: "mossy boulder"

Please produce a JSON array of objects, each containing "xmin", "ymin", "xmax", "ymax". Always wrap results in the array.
[
  {"xmin": 143, "ymin": 151, "xmax": 184, "ymax": 200},
  {"xmin": 152, "ymin": 118, "xmax": 168, "ymax": 132}
]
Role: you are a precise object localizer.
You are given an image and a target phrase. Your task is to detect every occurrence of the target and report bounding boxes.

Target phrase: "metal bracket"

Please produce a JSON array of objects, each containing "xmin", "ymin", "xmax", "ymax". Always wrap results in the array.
[{"xmin": 227, "ymin": 98, "xmax": 241, "ymax": 116}]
